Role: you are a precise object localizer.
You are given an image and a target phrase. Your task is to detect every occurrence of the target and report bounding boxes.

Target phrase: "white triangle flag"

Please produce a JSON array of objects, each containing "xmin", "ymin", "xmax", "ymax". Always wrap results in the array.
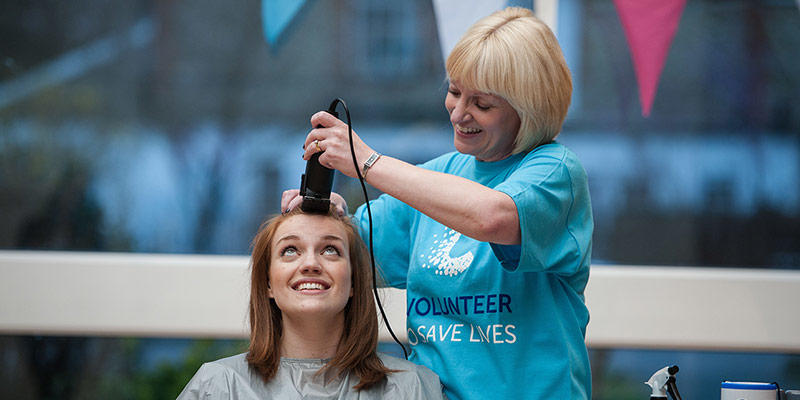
[
  {"xmin": 432, "ymin": 0, "xmax": 508, "ymax": 64},
  {"xmin": 534, "ymin": 0, "xmax": 558, "ymax": 34}
]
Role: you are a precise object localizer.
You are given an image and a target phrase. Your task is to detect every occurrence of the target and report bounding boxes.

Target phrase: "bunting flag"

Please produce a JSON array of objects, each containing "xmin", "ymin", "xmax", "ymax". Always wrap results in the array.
[
  {"xmin": 432, "ymin": 0, "xmax": 508, "ymax": 63},
  {"xmin": 614, "ymin": 0, "xmax": 686, "ymax": 117},
  {"xmin": 262, "ymin": 0, "xmax": 307, "ymax": 47},
  {"xmin": 433, "ymin": 1, "xmax": 562, "ymax": 70},
  {"xmin": 532, "ymin": 0, "xmax": 558, "ymax": 34}
]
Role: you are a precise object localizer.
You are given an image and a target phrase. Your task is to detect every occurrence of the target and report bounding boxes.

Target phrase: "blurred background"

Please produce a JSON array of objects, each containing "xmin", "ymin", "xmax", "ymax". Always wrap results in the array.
[{"xmin": 1, "ymin": 0, "xmax": 799, "ymax": 398}]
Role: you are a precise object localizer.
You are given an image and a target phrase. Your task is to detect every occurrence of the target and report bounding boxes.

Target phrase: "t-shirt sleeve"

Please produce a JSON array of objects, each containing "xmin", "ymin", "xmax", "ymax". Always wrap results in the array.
[
  {"xmin": 491, "ymin": 153, "xmax": 593, "ymax": 275},
  {"xmin": 176, "ymin": 363, "xmax": 231, "ymax": 399},
  {"xmin": 353, "ymin": 193, "xmax": 415, "ymax": 289}
]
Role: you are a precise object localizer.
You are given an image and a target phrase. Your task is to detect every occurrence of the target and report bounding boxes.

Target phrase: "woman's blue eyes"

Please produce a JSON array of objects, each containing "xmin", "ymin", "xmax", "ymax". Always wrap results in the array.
[
  {"xmin": 322, "ymin": 246, "xmax": 339, "ymax": 255},
  {"xmin": 280, "ymin": 245, "xmax": 339, "ymax": 256}
]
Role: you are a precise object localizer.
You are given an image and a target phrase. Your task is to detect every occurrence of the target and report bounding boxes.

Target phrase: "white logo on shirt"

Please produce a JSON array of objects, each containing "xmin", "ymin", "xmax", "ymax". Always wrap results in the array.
[{"xmin": 420, "ymin": 229, "xmax": 474, "ymax": 277}]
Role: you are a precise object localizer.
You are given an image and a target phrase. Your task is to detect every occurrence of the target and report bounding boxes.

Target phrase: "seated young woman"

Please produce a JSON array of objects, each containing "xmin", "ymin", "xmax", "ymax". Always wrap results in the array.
[{"xmin": 177, "ymin": 206, "xmax": 444, "ymax": 399}]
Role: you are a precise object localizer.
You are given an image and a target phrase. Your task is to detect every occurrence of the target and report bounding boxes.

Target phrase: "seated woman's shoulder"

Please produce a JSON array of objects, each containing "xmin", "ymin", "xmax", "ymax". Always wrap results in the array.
[
  {"xmin": 210, "ymin": 353, "xmax": 249, "ymax": 369},
  {"xmin": 378, "ymin": 352, "xmax": 427, "ymax": 371},
  {"xmin": 378, "ymin": 353, "xmax": 446, "ymax": 399},
  {"xmin": 176, "ymin": 353, "xmax": 251, "ymax": 400}
]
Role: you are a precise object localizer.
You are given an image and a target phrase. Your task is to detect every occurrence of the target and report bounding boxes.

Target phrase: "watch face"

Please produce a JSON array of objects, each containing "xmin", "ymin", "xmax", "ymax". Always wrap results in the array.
[{"xmin": 362, "ymin": 153, "xmax": 381, "ymax": 177}]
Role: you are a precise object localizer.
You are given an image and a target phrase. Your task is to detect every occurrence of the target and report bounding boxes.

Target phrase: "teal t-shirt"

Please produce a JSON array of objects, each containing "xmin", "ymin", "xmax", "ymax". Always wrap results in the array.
[{"xmin": 354, "ymin": 143, "xmax": 593, "ymax": 400}]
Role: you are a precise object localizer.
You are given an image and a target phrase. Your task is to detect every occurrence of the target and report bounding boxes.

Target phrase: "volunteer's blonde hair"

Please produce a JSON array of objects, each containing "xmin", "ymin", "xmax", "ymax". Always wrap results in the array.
[{"xmin": 447, "ymin": 7, "xmax": 572, "ymax": 152}]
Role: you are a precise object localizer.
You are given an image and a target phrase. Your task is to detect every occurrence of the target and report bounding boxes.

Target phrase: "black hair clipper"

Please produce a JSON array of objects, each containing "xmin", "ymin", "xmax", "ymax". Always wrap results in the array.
[{"xmin": 299, "ymin": 101, "xmax": 339, "ymax": 214}]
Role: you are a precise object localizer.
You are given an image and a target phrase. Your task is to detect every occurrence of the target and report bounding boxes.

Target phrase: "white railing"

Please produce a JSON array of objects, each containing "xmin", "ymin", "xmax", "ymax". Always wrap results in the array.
[{"xmin": 1, "ymin": 250, "xmax": 799, "ymax": 353}]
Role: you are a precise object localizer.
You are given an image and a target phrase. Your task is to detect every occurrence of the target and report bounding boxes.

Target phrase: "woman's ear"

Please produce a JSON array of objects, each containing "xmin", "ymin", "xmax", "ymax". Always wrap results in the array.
[{"xmin": 267, "ymin": 282, "xmax": 274, "ymax": 298}]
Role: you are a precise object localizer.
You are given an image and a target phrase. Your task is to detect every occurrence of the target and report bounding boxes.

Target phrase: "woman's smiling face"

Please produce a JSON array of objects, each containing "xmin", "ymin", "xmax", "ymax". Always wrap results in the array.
[
  {"xmin": 445, "ymin": 80, "xmax": 521, "ymax": 162},
  {"xmin": 268, "ymin": 214, "xmax": 353, "ymax": 320}
]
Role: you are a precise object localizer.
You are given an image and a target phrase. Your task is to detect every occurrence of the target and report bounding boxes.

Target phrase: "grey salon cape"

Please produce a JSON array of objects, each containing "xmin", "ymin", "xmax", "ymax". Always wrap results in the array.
[{"xmin": 176, "ymin": 352, "xmax": 446, "ymax": 399}]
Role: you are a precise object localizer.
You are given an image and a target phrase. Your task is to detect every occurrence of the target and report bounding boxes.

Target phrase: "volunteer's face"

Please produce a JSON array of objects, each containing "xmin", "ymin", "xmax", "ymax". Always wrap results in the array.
[
  {"xmin": 268, "ymin": 214, "xmax": 353, "ymax": 320},
  {"xmin": 445, "ymin": 81, "xmax": 521, "ymax": 162}
]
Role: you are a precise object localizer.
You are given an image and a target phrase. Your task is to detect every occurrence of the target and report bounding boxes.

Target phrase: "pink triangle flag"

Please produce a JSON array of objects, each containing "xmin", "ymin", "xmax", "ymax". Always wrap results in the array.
[{"xmin": 613, "ymin": 0, "xmax": 687, "ymax": 117}]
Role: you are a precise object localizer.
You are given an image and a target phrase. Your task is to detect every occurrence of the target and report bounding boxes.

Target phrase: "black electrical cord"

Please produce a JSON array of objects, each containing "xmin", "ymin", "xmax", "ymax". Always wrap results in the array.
[{"xmin": 327, "ymin": 98, "xmax": 408, "ymax": 359}]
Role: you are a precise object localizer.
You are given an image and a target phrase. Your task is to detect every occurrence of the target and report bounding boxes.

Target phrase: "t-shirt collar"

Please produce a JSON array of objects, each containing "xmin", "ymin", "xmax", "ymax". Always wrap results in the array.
[{"xmin": 473, "ymin": 152, "xmax": 526, "ymax": 175}]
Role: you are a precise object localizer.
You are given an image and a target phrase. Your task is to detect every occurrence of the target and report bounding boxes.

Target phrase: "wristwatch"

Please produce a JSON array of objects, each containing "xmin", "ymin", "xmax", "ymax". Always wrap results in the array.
[{"xmin": 362, "ymin": 152, "xmax": 382, "ymax": 178}]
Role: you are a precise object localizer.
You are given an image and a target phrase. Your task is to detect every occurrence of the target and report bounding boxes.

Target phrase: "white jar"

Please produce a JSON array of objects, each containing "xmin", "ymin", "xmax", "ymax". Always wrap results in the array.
[{"xmin": 721, "ymin": 381, "xmax": 777, "ymax": 400}]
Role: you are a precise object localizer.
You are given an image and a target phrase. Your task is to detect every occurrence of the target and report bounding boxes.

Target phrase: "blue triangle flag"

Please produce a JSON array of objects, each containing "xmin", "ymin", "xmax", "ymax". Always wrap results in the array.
[{"xmin": 262, "ymin": 0, "xmax": 307, "ymax": 47}]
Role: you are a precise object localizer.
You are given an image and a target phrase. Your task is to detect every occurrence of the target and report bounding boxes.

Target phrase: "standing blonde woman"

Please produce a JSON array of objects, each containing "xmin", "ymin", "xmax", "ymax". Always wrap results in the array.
[
  {"xmin": 178, "ymin": 207, "xmax": 444, "ymax": 399},
  {"xmin": 284, "ymin": 7, "xmax": 592, "ymax": 399}
]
